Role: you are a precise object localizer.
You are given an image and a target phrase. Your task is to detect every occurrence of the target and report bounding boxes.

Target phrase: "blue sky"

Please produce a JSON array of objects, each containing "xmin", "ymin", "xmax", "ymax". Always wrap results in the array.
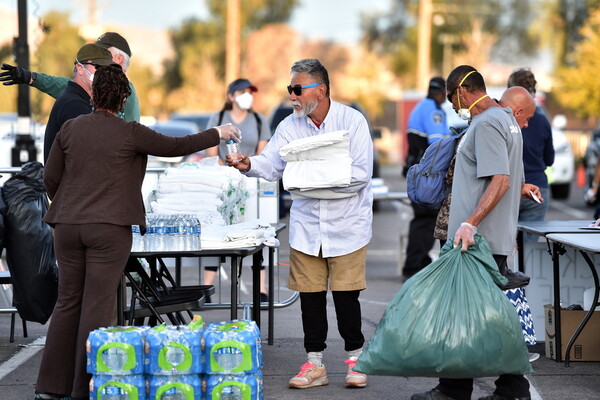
[{"xmin": 1, "ymin": 0, "xmax": 391, "ymax": 45}]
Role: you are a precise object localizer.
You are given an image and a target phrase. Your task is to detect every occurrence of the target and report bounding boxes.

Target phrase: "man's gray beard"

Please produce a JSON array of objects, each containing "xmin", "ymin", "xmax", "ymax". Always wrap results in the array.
[{"xmin": 293, "ymin": 99, "xmax": 318, "ymax": 117}]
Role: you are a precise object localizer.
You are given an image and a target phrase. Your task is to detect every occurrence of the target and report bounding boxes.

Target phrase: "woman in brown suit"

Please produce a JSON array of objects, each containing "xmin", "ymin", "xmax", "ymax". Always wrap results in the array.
[{"xmin": 35, "ymin": 64, "xmax": 240, "ymax": 400}]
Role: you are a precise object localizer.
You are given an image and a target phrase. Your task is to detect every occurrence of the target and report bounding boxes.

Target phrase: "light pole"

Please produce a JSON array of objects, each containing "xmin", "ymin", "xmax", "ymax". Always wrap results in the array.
[
  {"xmin": 226, "ymin": 0, "xmax": 241, "ymax": 85},
  {"xmin": 417, "ymin": 0, "xmax": 432, "ymax": 91},
  {"xmin": 12, "ymin": 0, "xmax": 37, "ymax": 166}
]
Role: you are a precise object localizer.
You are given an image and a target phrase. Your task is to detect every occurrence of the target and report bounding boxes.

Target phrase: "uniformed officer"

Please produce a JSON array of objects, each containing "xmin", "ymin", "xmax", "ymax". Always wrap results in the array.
[{"xmin": 402, "ymin": 77, "xmax": 449, "ymax": 280}]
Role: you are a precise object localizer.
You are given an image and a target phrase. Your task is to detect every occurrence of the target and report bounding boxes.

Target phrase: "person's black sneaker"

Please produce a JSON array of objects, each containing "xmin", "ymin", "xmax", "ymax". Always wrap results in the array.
[
  {"xmin": 260, "ymin": 292, "xmax": 269, "ymax": 302},
  {"xmin": 411, "ymin": 389, "xmax": 456, "ymax": 400}
]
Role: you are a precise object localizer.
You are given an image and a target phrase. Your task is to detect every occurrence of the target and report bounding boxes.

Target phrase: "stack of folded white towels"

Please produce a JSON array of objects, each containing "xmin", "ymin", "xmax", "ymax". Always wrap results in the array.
[
  {"xmin": 149, "ymin": 162, "xmax": 249, "ymax": 226},
  {"xmin": 280, "ymin": 130, "xmax": 353, "ymax": 199},
  {"xmin": 201, "ymin": 219, "xmax": 279, "ymax": 249}
]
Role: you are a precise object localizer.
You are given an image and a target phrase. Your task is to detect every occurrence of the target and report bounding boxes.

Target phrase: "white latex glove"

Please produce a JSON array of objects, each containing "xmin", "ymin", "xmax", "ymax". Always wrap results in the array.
[
  {"xmin": 215, "ymin": 123, "xmax": 241, "ymax": 142},
  {"xmin": 584, "ymin": 187, "xmax": 597, "ymax": 204},
  {"xmin": 453, "ymin": 222, "xmax": 477, "ymax": 252}
]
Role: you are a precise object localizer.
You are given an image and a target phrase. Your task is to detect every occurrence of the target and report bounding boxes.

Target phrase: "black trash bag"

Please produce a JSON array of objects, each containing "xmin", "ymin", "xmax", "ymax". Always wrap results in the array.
[
  {"xmin": 0, "ymin": 183, "xmax": 6, "ymax": 251},
  {"xmin": 2, "ymin": 161, "xmax": 58, "ymax": 324}
]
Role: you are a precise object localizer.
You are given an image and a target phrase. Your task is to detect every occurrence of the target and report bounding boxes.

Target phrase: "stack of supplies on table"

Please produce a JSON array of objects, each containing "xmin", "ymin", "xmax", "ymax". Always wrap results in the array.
[
  {"xmin": 201, "ymin": 219, "xmax": 279, "ymax": 249},
  {"xmin": 149, "ymin": 162, "xmax": 249, "ymax": 226}
]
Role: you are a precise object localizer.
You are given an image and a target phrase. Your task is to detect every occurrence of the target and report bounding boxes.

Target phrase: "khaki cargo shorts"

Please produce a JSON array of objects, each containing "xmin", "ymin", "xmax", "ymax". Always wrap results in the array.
[{"xmin": 288, "ymin": 246, "xmax": 367, "ymax": 292}]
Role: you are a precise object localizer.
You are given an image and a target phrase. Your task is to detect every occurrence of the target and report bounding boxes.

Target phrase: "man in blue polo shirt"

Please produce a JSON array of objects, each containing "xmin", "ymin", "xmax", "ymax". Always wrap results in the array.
[{"xmin": 402, "ymin": 77, "xmax": 449, "ymax": 280}]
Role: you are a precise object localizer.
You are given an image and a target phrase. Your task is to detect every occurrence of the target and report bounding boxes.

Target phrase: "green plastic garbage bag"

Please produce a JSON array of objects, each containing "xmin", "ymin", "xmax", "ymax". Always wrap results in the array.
[{"xmin": 355, "ymin": 234, "xmax": 533, "ymax": 378}]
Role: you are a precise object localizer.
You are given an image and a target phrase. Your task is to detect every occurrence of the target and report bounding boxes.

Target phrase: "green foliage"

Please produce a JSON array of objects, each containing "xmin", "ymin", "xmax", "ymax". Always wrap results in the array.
[
  {"xmin": 31, "ymin": 11, "xmax": 84, "ymax": 123},
  {"xmin": 162, "ymin": 0, "xmax": 300, "ymax": 114},
  {"xmin": 0, "ymin": 44, "xmax": 17, "ymax": 113},
  {"xmin": 206, "ymin": 0, "xmax": 300, "ymax": 32},
  {"xmin": 360, "ymin": 0, "xmax": 540, "ymax": 83},
  {"xmin": 555, "ymin": 8, "xmax": 600, "ymax": 118}
]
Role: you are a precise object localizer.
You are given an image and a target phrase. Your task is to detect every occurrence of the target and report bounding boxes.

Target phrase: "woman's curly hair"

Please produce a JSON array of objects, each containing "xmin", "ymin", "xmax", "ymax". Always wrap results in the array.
[{"xmin": 91, "ymin": 64, "xmax": 132, "ymax": 114}]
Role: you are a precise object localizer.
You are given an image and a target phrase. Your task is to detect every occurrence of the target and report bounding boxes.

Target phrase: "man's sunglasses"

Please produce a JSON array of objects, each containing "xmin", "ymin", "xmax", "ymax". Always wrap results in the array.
[
  {"xmin": 77, "ymin": 61, "xmax": 100, "ymax": 68},
  {"xmin": 447, "ymin": 85, "xmax": 469, "ymax": 103},
  {"xmin": 287, "ymin": 83, "xmax": 321, "ymax": 96}
]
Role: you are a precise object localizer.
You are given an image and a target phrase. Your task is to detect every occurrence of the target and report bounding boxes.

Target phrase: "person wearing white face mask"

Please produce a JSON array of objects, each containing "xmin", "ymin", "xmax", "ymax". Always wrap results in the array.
[
  {"xmin": 204, "ymin": 78, "xmax": 271, "ymax": 299},
  {"xmin": 43, "ymin": 43, "xmax": 117, "ymax": 163},
  {"xmin": 206, "ymin": 78, "xmax": 270, "ymax": 163}
]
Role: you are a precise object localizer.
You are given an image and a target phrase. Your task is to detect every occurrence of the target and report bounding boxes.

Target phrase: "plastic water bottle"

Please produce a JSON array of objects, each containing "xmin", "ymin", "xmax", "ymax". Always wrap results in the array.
[
  {"xmin": 219, "ymin": 385, "xmax": 243, "ymax": 400},
  {"xmin": 214, "ymin": 346, "xmax": 244, "ymax": 371},
  {"xmin": 173, "ymin": 214, "xmax": 185, "ymax": 251},
  {"xmin": 190, "ymin": 214, "xmax": 201, "ymax": 250},
  {"xmin": 161, "ymin": 392, "xmax": 187, "ymax": 400},
  {"xmin": 98, "ymin": 386, "xmax": 129, "ymax": 400},
  {"xmin": 144, "ymin": 214, "xmax": 156, "ymax": 249},
  {"xmin": 101, "ymin": 347, "xmax": 128, "ymax": 371},
  {"xmin": 165, "ymin": 345, "xmax": 186, "ymax": 367},
  {"xmin": 226, "ymin": 139, "xmax": 241, "ymax": 162},
  {"xmin": 154, "ymin": 214, "xmax": 169, "ymax": 251},
  {"xmin": 131, "ymin": 225, "xmax": 142, "ymax": 252}
]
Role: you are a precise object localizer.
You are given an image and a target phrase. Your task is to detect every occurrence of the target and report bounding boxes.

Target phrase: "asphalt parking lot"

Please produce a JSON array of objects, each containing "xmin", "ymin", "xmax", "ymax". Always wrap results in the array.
[{"xmin": 0, "ymin": 166, "xmax": 599, "ymax": 399}]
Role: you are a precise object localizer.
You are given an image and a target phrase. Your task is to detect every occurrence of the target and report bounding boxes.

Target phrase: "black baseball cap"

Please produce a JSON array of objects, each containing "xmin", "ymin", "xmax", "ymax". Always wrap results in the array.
[
  {"xmin": 75, "ymin": 43, "xmax": 116, "ymax": 66},
  {"xmin": 428, "ymin": 76, "xmax": 446, "ymax": 92},
  {"xmin": 96, "ymin": 32, "xmax": 132, "ymax": 57},
  {"xmin": 227, "ymin": 78, "xmax": 258, "ymax": 94}
]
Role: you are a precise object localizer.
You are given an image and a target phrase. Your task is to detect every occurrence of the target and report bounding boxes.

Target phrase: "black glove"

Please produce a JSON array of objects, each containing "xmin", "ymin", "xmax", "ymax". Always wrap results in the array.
[{"xmin": 0, "ymin": 63, "xmax": 32, "ymax": 85}]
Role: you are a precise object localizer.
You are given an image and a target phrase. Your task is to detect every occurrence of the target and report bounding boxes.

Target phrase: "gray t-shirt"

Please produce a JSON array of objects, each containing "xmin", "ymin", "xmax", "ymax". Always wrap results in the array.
[
  {"xmin": 207, "ymin": 110, "xmax": 271, "ymax": 161},
  {"xmin": 448, "ymin": 106, "xmax": 524, "ymax": 256}
]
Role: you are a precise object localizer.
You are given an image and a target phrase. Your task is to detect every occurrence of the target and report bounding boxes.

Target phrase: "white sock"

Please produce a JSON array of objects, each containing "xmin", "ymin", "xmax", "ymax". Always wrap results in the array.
[
  {"xmin": 347, "ymin": 347, "xmax": 362, "ymax": 360},
  {"xmin": 307, "ymin": 351, "xmax": 323, "ymax": 367}
]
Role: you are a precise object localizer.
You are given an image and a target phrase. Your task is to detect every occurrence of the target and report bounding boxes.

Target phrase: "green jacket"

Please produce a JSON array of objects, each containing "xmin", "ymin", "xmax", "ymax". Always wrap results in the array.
[{"xmin": 33, "ymin": 73, "xmax": 141, "ymax": 122}]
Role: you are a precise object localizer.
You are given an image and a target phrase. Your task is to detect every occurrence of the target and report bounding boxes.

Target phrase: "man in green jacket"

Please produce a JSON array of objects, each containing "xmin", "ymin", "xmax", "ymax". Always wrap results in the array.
[{"xmin": 0, "ymin": 32, "xmax": 139, "ymax": 122}]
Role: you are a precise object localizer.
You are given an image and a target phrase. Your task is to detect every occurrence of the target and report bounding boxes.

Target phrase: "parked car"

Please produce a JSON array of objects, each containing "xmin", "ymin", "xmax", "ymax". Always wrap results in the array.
[
  {"xmin": 583, "ymin": 128, "xmax": 600, "ymax": 205},
  {"xmin": 170, "ymin": 112, "xmax": 212, "ymax": 131},
  {"xmin": 548, "ymin": 114, "xmax": 574, "ymax": 199},
  {"xmin": 145, "ymin": 120, "xmax": 207, "ymax": 165}
]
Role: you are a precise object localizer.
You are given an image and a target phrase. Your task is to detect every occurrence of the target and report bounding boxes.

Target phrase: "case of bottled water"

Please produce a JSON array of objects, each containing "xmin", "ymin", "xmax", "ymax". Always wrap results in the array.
[
  {"xmin": 87, "ymin": 327, "xmax": 148, "ymax": 375},
  {"xmin": 203, "ymin": 373, "xmax": 263, "ymax": 400},
  {"xmin": 142, "ymin": 214, "xmax": 201, "ymax": 252},
  {"xmin": 89, "ymin": 374, "xmax": 145, "ymax": 400},
  {"xmin": 145, "ymin": 325, "xmax": 203, "ymax": 375},
  {"xmin": 203, "ymin": 321, "xmax": 262, "ymax": 375},
  {"xmin": 147, "ymin": 374, "xmax": 202, "ymax": 400}
]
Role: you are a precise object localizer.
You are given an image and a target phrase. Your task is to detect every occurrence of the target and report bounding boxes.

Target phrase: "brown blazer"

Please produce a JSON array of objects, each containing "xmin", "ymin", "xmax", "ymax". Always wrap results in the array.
[{"xmin": 43, "ymin": 110, "xmax": 220, "ymax": 228}]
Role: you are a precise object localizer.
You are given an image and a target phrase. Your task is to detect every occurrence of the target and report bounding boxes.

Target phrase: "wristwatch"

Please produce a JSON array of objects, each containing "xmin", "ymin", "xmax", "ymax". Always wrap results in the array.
[{"xmin": 30, "ymin": 72, "xmax": 37, "ymax": 85}]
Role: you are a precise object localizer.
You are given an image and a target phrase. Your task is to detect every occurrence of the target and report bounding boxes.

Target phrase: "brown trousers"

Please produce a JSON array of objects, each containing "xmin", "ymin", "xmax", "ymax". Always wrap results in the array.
[{"xmin": 36, "ymin": 223, "xmax": 132, "ymax": 398}]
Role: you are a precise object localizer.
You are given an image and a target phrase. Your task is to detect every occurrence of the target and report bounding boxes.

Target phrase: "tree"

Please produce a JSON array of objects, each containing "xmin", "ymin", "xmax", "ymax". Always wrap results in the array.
[
  {"xmin": 244, "ymin": 24, "xmax": 301, "ymax": 113},
  {"xmin": 161, "ymin": 0, "xmax": 300, "ymax": 114},
  {"xmin": 205, "ymin": 0, "xmax": 300, "ymax": 33},
  {"xmin": 30, "ymin": 11, "xmax": 84, "ymax": 123},
  {"xmin": 538, "ymin": 0, "xmax": 600, "ymax": 68},
  {"xmin": 555, "ymin": 8, "xmax": 600, "ymax": 120},
  {"xmin": 360, "ymin": 0, "xmax": 539, "ymax": 84},
  {"xmin": 0, "ymin": 43, "xmax": 17, "ymax": 113},
  {"xmin": 0, "ymin": 11, "xmax": 83, "ymax": 121}
]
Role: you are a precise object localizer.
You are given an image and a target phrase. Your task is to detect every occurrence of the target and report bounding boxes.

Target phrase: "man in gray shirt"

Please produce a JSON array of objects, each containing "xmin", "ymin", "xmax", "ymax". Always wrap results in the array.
[{"xmin": 411, "ymin": 65, "xmax": 538, "ymax": 400}]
